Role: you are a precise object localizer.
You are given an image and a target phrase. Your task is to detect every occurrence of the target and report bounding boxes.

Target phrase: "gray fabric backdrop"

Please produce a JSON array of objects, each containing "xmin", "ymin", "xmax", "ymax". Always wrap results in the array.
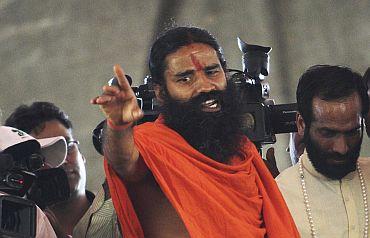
[{"xmin": 1, "ymin": 0, "xmax": 369, "ymax": 192}]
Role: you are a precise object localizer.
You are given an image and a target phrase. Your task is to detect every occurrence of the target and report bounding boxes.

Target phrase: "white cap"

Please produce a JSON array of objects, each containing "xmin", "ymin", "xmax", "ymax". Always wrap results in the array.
[{"xmin": 0, "ymin": 126, "xmax": 67, "ymax": 168}]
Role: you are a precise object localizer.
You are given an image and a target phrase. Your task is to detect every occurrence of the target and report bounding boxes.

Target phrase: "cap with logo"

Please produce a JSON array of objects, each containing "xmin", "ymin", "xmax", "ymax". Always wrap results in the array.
[{"xmin": 0, "ymin": 126, "xmax": 67, "ymax": 169}]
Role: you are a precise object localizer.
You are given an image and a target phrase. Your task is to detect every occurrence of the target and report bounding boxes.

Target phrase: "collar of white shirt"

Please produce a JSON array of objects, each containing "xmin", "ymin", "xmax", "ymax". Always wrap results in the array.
[{"xmin": 299, "ymin": 151, "xmax": 357, "ymax": 182}]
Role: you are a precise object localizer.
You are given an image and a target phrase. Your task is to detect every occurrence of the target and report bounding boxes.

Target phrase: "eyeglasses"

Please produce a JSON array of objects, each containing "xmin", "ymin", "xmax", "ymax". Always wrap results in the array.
[{"xmin": 67, "ymin": 140, "xmax": 79, "ymax": 154}]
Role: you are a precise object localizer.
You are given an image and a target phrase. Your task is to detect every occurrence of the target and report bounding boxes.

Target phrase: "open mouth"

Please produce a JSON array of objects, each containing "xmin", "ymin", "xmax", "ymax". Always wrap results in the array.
[{"xmin": 201, "ymin": 99, "xmax": 221, "ymax": 112}]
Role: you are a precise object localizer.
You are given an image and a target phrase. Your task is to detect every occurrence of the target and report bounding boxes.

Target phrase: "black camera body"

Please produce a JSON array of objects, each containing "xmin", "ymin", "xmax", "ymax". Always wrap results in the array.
[
  {"xmin": 0, "ymin": 194, "xmax": 36, "ymax": 238},
  {"xmin": 0, "ymin": 143, "xmax": 70, "ymax": 237},
  {"xmin": 231, "ymin": 38, "xmax": 297, "ymax": 146},
  {"xmin": 0, "ymin": 146, "xmax": 38, "ymax": 238}
]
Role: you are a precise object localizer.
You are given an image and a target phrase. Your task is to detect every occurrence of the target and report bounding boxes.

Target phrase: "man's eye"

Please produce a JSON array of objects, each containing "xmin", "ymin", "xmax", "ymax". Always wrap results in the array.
[
  {"xmin": 345, "ymin": 128, "xmax": 361, "ymax": 137},
  {"xmin": 177, "ymin": 77, "xmax": 191, "ymax": 83},
  {"xmin": 206, "ymin": 69, "xmax": 219, "ymax": 76},
  {"xmin": 320, "ymin": 130, "xmax": 336, "ymax": 138}
]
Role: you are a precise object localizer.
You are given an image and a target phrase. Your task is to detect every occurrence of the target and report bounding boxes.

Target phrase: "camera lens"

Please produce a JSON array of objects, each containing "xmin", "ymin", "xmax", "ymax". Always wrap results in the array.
[
  {"xmin": 5, "ymin": 173, "xmax": 25, "ymax": 189},
  {"xmin": 27, "ymin": 153, "xmax": 44, "ymax": 171}
]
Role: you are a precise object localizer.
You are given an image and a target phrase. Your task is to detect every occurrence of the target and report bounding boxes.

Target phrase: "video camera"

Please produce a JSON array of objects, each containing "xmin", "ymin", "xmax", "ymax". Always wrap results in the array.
[
  {"xmin": 230, "ymin": 38, "xmax": 297, "ymax": 146},
  {"xmin": 92, "ymin": 38, "xmax": 298, "ymax": 154},
  {"xmin": 0, "ymin": 127, "xmax": 70, "ymax": 237},
  {"xmin": 0, "ymin": 169, "xmax": 69, "ymax": 238}
]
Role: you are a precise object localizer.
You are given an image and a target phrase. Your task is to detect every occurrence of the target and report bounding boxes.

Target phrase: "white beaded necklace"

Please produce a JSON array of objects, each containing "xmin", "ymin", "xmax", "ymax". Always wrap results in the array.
[{"xmin": 298, "ymin": 160, "xmax": 369, "ymax": 238}]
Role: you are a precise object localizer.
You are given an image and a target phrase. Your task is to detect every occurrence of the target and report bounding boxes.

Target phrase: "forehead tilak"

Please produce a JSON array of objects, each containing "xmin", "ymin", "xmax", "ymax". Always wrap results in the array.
[{"xmin": 190, "ymin": 53, "xmax": 204, "ymax": 71}]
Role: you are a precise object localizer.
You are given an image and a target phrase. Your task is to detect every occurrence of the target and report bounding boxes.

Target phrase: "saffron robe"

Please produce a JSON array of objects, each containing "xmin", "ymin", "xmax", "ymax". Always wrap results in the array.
[{"xmin": 105, "ymin": 118, "xmax": 299, "ymax": 238}]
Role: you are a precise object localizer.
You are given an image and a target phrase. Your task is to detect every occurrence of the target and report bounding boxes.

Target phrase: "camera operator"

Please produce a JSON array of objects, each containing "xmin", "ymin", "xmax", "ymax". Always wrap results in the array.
[
  {"xmin": 0, "ymin": 126, "xmax": 67, "ymax": 238},
  {"xmin": 91, "ymin": 25, "xmax": 299, "ymax": 238},
  {"xmin": 5, "ymin": 102, "xmax": 94, "ymax": 238}
]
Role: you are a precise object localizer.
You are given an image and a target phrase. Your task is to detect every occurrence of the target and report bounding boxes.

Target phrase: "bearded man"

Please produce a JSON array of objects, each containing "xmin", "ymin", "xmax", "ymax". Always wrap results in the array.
[
  {"xmin": 92, "ymin": 26, "xmax": 299, "ymax": 238},
  {"xmin": 276, "ymin": 65, "xmax": 370, "ymax": 237}
]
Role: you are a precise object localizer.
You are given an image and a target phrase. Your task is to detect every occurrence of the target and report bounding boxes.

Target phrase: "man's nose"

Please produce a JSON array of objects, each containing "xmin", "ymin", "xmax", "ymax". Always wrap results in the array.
[
  {"xmin": 332, "ymin": 136, "xmax": 350, "ymax": 155},
  {"xmin": 195, "ymin": 74, "xmax": 217, "ymax": 94},
  {"xmin": 63, "ymin": 154, "xmax": 72, "ymax": 164}
]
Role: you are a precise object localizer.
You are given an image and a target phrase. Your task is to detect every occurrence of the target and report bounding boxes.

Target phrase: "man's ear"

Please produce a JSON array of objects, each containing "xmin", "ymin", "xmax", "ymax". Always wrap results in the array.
[
  {"xmin": 154, "ymin": 84, "xmax": 165, "ymax": 104},
  {"xmin": 296, "ymin": 113, "xmax": 306, "ymax": 137},
  {"xmin": 78, "ymin": 150, "xmax": 86, "ymax": 163}
]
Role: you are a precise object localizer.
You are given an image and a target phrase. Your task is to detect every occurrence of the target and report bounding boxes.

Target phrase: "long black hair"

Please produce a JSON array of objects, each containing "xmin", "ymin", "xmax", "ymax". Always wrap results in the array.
[{"xmin": 149, "ymin": 26, "xmax": 227, "ymax": 86}]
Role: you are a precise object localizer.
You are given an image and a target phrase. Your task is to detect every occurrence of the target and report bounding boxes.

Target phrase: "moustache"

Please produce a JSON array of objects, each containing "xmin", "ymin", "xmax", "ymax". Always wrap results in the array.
[
  {"xmin": 325, "ymin": 152, "xmax": 350, "ymax": 161},
  {"xmin": 180, "ymin": 90, "xmax": 225, "ymax": 110},
  {"xmin": 186, "ymin": 90, "xmax": 225, "ymax": 105}
]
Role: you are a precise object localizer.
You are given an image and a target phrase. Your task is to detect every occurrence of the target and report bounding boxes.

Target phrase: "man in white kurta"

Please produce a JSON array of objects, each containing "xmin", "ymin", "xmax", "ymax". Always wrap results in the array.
[
  {"xmin": 276, "ymin": 64, "xmax": 370, "ymax": 238},
  {"xmin": 276, "ymin": 152, "xmax": 370, "ymax": 237}
]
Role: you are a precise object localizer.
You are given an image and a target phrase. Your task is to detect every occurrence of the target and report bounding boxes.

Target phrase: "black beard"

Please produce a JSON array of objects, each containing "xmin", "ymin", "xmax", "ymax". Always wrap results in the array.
[
  {"xmin": 160, "ymin": 82, "xmax": 244, "ymax": 163},
  {"xmin": 304, "ymin": 127, "xmax": 362, "ymax": 179}
]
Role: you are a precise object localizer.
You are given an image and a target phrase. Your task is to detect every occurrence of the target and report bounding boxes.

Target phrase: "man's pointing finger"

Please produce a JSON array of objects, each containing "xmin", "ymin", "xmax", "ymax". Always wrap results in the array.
[{"xmin": 113, "ymin": 64, "xmax": 131, "ymax": 91}]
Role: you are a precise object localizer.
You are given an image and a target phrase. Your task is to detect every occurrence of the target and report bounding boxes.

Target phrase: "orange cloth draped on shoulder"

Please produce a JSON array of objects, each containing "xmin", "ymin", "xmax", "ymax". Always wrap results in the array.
[{"xmin": 104, "ymin": 118, "xmax": 300, "ymax": 238}]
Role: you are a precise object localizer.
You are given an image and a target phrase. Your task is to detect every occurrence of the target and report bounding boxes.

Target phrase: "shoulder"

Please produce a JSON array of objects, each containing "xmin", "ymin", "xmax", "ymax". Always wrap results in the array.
[
  {"xmin": 358, "ymin": 157, "xmax": 370, "ymax": 166},
  {"xmin": 134, "ymin": 121, "xmax": 170, "ymax": 137},
  {"xmin": 134, "ymin": 121, "xmax": 156, "ymax": 132},
  {"xmin": 275, "ymin": 164, "xmax": 301, "ymax": 196},
  {"xmin": 275, "ymin": 164, "xmax": 303, "ymax": 209},
  {"xmin": 36, "ymin": 206, "xmax": 57, "ymax": 238},
  {"xmin": 358, "ymin": 157, "xmax": 370, "ymax": 174},
  {"xmin": 134, "ymin": 121, "xmax": 187, "ymax": 148},
  {"xmin": 276, "ymin": 163, "xmax": 299, "ymax": 185}
]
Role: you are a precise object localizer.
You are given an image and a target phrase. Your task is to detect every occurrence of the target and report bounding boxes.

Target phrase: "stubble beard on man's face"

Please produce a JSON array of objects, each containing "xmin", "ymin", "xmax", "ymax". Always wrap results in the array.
[
  {"xmin": 161, "ymin": 82, "xmax": 244, "ymax": 163},
  {"xmin": 304, "ymin": 127, "xmax": 362, "ymax": 179}
]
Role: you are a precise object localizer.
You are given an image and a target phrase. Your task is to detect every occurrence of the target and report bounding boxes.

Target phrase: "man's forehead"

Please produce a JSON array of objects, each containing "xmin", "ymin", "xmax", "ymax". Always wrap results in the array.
[
  {"xmin": 31, "ymin": 120, "xmax": 73, "ymax": 140},
  {"xmin": 165, "ymin": 43, "xmax": 220, "ymax": 69},
  {"xmin": 312, "ymin": 94, "xmax": 361, "ymax": 115},
  {"xmin": 174, "ymin": 43, "xmax": 218, "ymax": 56},
  {"xmin": 311, "ymin": 95, "xmax": 362, "ymax": 128}
]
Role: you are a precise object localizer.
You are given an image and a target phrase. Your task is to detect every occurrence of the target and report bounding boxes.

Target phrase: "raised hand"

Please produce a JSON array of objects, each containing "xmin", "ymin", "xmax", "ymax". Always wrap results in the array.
[{"xmin": 91, "ymin": 64, "xmax": 143, "ymax": 126}]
